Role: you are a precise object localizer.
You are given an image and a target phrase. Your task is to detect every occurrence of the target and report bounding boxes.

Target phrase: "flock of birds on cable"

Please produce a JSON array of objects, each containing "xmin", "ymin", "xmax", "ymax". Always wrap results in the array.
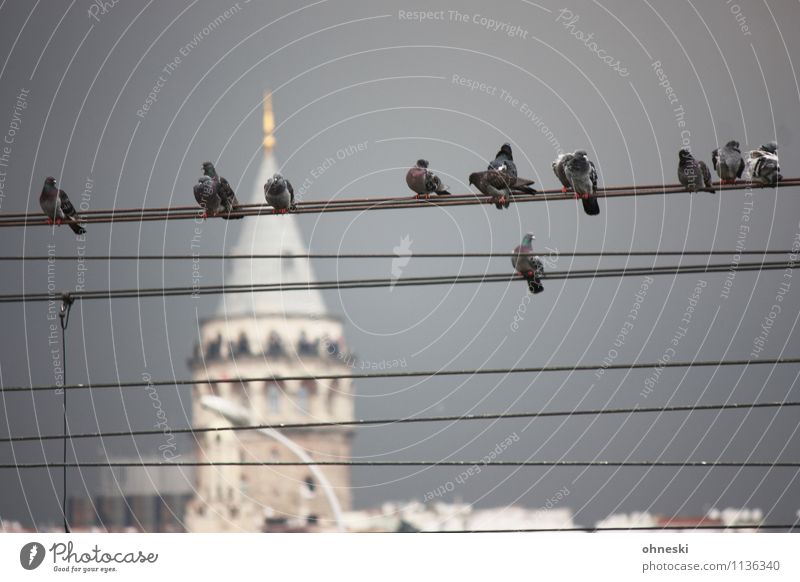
[{"xmin": 38, "ymin": 140, "xmax": 782, "ymax": 295}]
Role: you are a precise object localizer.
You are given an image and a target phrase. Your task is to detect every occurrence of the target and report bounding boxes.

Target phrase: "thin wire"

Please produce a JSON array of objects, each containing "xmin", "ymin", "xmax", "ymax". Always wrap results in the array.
[
  {"xmin": 5, "ymin": 356, "xmax": 799, "ymax": 395},
  {"xmin": 1, "ymin": 178, "xmax": 797, "ymax": 227},
  {"xmin": 0, "ymin": 250, "xmax": 793, "ymax": 261},
  {"xmin": 0, "ymin": 260, "xmax": 793, "ymax": 304},
  {"xmin": 426, "ymin": 524, "xmax": 799, "ymax": 533},
  {"xmin": 4, "ymin": 460, "xmax": 798, "ymax": 468},
  {"xmin": 3, "ymin": 400, "xmax": 798, "ymax": 444}
]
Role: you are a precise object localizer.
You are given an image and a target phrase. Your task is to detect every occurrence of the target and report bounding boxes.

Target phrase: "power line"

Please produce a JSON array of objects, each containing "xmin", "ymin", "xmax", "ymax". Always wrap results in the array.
[
  {"xmin": 3, "ymin": 400, "xmax": 797, "ymax": 444},
  {"xmin": 3, "ymin": 460, "xmax": 798, "ymax": 468},
  {"xmin": 0, "ymin": 260, "xmax": 794, "ymax": 304},
  {"xmin": 428, "ymin": 524, "xmax": 799, "ymax": 532},
  {"xmin": 0, "ymin": 250, "xmax": 794, "ymax": 261},
  {"xmin": 4, "ymin": 356, "xmax": 800, "ymax": 394},
  {"xmin": 1, "ymin": 178, "xmax": 797, "ymax": 227}
]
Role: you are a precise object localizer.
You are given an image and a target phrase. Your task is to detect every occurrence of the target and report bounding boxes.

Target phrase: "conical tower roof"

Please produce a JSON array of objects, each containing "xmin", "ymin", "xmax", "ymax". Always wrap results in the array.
[{"xmin": 215, "ymin": 93, "xmax": 327, "ymax": 317}]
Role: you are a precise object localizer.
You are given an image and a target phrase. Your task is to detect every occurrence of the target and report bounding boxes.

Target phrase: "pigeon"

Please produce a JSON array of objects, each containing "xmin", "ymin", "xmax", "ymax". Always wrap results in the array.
[
  {"xmin": 565, "ymin": 150, "xmax": 600, "ymax": 215},
  {"xmin": 552, "ymin": 152, "xmax": 574, "ymax": 193},
  {"xmin": 511, "ymin": 232, "xmax": 544, "ymax": 294},
  {"xmin": 744, "ymin": 148, "xmax": 781, "ymax": 185},
  {"xmin": 469, "ymin": 170, "xmax": 514, "ymax": 209},
  {"xmin": 39, "ymin": 177, "xmax": 86, "ymax": 235},
  {"xmin": 711, "ymin": 141, "xmax": 744, "ymax": 184},
  {"xmin": 405, "ymin": 159, "xmax": 451, "ymax": 198},
  {"xmin": 489, "ymin": 143, "xmax": 517, "ymax": 179},
  {"xmin": 264, "ymin": 173, "xmax": 296, "ymax": 214},
  {"xmin": 488, "ymin": 143, "xmax": 538, "ymax": 194},
  {"xmin": 193, "ymin": 176, "xmax": 222, "ymax": 218},
  {"xmin": 202, "ymin": 161, "xmax": 242, "ymax": 219},
  {"xmin": 677, "ymin": 148, "xmax": 715, "ymax": 193},
  {"xmin": 760, "ymin": 141, "xmax": 778, "ymax": 155}
]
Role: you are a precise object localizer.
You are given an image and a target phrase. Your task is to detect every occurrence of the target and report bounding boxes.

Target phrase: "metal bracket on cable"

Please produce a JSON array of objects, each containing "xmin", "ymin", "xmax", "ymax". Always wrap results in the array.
[{"xmin": 59, "ymin": 293, "xmax": 73, "ymax": 330}]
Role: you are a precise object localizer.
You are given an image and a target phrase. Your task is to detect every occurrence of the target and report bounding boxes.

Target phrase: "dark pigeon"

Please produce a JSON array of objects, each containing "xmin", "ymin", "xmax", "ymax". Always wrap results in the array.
[
  {"xmin": 486, "ymin": 143, "xmax": 537, "ymax": 196},
  {"xmin": 469, "ymin": 170, "xmax": 514, "ymax": 210},
  {"xmin": 405, "ymin": 159, "xmax": 451, "ymax": 198},
  {"xmin": 489, "ymin": 143, "xmax": 517, "ymax": 179},
  {"xmin": 202, "ymin": 161, "xmax": 242, "ymax": 219},
  {"xmin": 193, "ymin": 176, "xmax": 222, "ymax": 218},
  {"xmin": 565, "ymin": 150, "xmax": 600, "ymax": 215},
  {"xmin": 677, "ymin": 148, "xmax": 715, "ymax": 193},
  {"xmin": 711, "ymin": 141, "xmax": 744, "ymax": 184},
  {"xmin": 264, "ymin": 173, "xmax": 296, "ymax": 214},
  {"xmin": 511, "ymin": 232, "xmax": 544, "ymax": 294},
  {"xmin": 39, "ymin": 177, "xmax": 85, "ymax": 235}
]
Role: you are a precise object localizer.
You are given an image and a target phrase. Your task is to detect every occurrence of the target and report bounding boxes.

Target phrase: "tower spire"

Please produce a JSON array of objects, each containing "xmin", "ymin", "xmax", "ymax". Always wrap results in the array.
[{"xmin": 263, "ymin": 91, "xmax": 275, "ymax": 152}]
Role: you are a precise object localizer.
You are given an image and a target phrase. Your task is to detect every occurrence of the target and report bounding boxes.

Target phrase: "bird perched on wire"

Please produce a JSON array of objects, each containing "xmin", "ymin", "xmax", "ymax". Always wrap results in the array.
[
  {"xmin": 405, "ymin": 159, "xmax": 450, "ymax": 198},
  {"xmin": 552, "ymin": 152, "xmax": 574, "ymax": 193},
  {"xmin": 39, "ymin": 177, "xmax": 86, "ymax": 235},
  {"xmin": 469, "ymin": 170, "xmax": 515, "ymax": 209},
  {"xmin": 471, "ymin": 144, "xmax": 536, "ymax": 209},
  {"xmin": 488, "ymin": 143, "xmax": 537, "ymax": 196},
  {"xmin": 711, "ymin": 141, "xmax": 744, "ymax": 184},
  {"xmin": 677, "ymin": 148, "xmax": 716, "ymax": 193},
  {"xmin": 201, "ymin": 161, "xmax": 242, "ymax": 219},
  {"xmin": 744, "ymin": 145, "xmax": 781, "ymax": 186},
  {"xmin": 565, "ymin": 150, "xmax": 600, "ymax": 215},
  {"xmin": 264, "ymin": 173, "xmax": 296, "ymax": 214},
  {"xmin": 511, "ymin": 232, "xmax": 544, "ymax": 294}
]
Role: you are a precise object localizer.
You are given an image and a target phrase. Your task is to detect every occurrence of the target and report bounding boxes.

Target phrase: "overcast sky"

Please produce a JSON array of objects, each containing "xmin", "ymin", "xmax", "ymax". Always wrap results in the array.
[{"xmin": 1, "ymin": 0, "xmax": 799, "ymax": 529}]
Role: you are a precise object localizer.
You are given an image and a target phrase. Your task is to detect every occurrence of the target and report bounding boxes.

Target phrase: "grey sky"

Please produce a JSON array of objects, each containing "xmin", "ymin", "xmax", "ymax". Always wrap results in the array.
[{"xmin": 1, "ymin": 0, "xmax": 799, "ymax": 529}]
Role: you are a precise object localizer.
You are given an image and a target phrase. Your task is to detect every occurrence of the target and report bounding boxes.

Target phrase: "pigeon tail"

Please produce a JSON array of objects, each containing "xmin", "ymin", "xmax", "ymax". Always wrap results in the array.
[
  {"xmin": 512, "ymin": 184, "xmax": 537, "ymax": 195},
  {"xmin": 67, "ymin": 220, "xmax": 86, "ymax": 235},
  {"xmin": 582, "ymin": 197, "xmax": 600, "ymax": 215}
]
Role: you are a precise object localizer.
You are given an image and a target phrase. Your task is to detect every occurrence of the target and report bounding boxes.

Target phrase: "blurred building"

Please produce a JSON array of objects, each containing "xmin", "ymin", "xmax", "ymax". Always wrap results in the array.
[
  {"xmin": 184, "ymin": 94, "xmax": 354, "ymax": 532},
  {"xmin": 65, "ymin": 462, "xmax": 194, "ymax": 532},
  {"xmin": 343, "ymin": 501, "xmax": 576, "ymax": 532},
  {"xmin": 595, "ymin": 507, "xmax": 764, "ymax": 532}
]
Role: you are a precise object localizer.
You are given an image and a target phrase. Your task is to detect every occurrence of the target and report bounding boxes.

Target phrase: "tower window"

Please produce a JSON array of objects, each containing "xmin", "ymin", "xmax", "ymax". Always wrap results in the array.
[
  {"xmin": 296, "ymin": 385, "xmax": 310, "ymax": 413},
  {"xmin": 267, "ymin": 383, "xmax": 281, "ymax": 413},
  {"xmin": 304, "ymin": 476, "xmax": 316, "ymax": 494}
]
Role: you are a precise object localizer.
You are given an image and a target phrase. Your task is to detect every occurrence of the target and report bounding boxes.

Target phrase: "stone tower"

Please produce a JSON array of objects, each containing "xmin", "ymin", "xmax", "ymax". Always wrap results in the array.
[{"xmin": 185, "ymin": 93, "xmax": 354, "ymax": 532}]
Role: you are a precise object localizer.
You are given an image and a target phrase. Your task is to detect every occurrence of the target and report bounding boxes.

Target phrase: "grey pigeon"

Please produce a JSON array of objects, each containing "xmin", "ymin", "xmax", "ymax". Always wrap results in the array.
[
  {"xmin": 489, "ymin": 143, "xmax": 517, "ymax": 179},
  {"xmin": 511, "ymin": 232, "xmax": 544, "ymax": 294},
  {"xmin": 677, "ymin": 148, "xmax": 715, "ymax": 193},
  {"xmin": 760, "ymin": 141, "xmax": 778, "ymax": 155},
  {"xmin": 552, "ymin": 152, "xmax": 574, "ymax": 193},
  {"xmin": 711, "ymin": 141, "xmax": 744, "ymax": 184},
  {"xmin": 405, "ymin": 159, "xmax": 451, "ymax": 198},
  {"xmin": 744, "ymin": 149, "xmax": 780, "ymax": 185},
  {"xmin": 469, "ymin": 170, "xmax": 514, "ymax": 210},
  {"xmin": 202, "ymin": 161, "xmax": 242, "ymax": 219},
  {"xmin": 193, "ymin": 176, "xmax": 222, "ymax": 217},
  {"xmin": 565, "ymin": 150, "xmax": 600, "ymax": 215},
  {"xmin": 264, "ymin": 172, "xmax": 296, "ymax": 213},
  {"xmin": 39, "ymin": 177, "xmax": 85, "ymax": 235}
]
